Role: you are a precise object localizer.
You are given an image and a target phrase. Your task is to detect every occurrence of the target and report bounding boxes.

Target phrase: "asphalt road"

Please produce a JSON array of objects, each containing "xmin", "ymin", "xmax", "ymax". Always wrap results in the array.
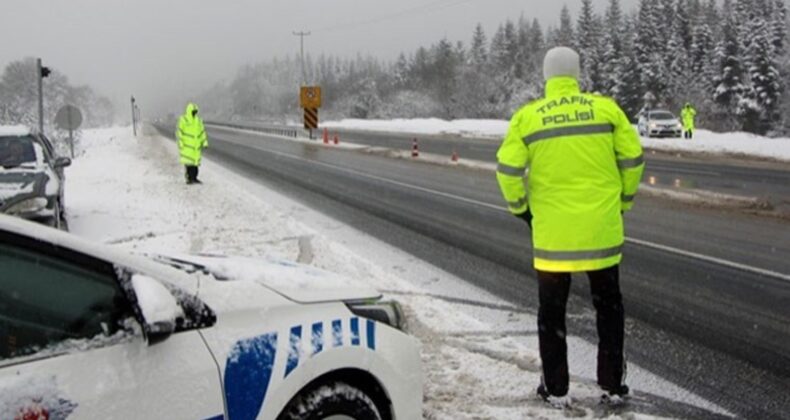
[
  {"xmin": 158, "ymin": 124, "xmax": 790, "ymax": 419},
  {"xmin": 211, "ymin": 120, "xmax": 790, "ymax": 209}
]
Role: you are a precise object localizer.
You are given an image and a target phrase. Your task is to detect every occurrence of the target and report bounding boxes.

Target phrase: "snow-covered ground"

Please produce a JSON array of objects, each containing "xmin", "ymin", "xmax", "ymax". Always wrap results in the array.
[
  {"xmin": 322, "ymin": 118, "xmax": 510, "ymax": 139},
  {"xmin": 62, "ymin": 126, "xmax": 732, "ymax": 419},
  {"xmin": 322, "ymin": 118, "xmax": 790, "ymax": 161}
]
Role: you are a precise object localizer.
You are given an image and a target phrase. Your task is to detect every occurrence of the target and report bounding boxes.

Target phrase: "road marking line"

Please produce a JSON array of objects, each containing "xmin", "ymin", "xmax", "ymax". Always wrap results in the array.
[
  {"xmin": 645, "ymin": 166, "xmax": 722, "ymax": 176},
  {"xmin": 212, "ymin": 131, "xmax": 790, "ymax": 283},
  {"xmin": 624, "ymin": 237, "xmax": 790, "ymax": 282}
]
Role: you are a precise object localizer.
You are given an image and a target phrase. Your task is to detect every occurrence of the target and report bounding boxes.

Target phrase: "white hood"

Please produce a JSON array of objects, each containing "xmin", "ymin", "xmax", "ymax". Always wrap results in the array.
[{"xmin": 157, "ymin": 254, "xmax": 382, "ymax": 304}]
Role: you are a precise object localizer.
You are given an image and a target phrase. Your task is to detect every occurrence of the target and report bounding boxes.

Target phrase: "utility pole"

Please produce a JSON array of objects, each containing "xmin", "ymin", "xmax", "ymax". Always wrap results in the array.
[
  {"xmin": 36, "ymin": 58, "xmax": 51, "ymax": 134},
  {"xmin": 131, "ymin": 96, "xmax": 137, "ymax": 137},
  {"xmin": 292, "ymin": 30, "xmax": 311, "ymax": 86}
]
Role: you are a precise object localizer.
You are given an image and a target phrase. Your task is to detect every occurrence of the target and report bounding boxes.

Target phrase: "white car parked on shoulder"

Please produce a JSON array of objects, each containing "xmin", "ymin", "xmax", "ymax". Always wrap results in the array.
[
  {"xmin": 0, "ymin": 215, "xmax": 422, "ymax": 420},
  {"xmin": 637, "ymin": 110, "xmax": 683, "ymax": 138}
]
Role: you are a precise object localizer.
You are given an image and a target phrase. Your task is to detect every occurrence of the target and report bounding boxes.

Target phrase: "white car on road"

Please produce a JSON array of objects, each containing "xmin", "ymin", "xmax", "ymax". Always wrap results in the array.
[
  {"xmin": 0, "ymin": 215, "xmax": 422, "ymax": 419},
  {"xmin": 637, "ymin": 110, "xmax": 683, "ymax": 138}
]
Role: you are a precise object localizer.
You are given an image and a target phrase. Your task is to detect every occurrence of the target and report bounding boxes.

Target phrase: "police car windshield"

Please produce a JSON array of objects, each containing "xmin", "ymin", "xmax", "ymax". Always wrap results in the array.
[
  {"xmin": 0, "ymin": 136, "xmax": 37, "ymax": 168},
  {"xmin": 649, "ymin": 112, "xmax": 675, "ymax": 120}
]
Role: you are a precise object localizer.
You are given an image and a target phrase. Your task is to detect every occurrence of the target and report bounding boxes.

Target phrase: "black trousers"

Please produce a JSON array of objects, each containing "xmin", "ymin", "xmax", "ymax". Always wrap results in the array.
[
  {"xmin": 185, "ymin": 165, "xmax": 199, "ymax": 182},
  {"xmin": 537, "ymin": 265, "xmax": 625, "ymax": 396},
  {"xmin": 684, "ymin": 129, "xmax": 694, "ymax": 139}
]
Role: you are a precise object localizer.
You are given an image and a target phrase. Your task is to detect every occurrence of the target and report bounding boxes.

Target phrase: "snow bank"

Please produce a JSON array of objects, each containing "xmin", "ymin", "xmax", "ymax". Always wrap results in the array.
[
  {"xmin": 322, "ymin": 118, "xmax": 509, "ymax": 138},
  {"xmin": 62, "ymin": 125, "xmax": 728, "ymax": 418},
  {"xmin": 322, "ymin": 118, "xmax": 790, "ymax": 161},
  {"xmin": 0, "ymin": 125, "xmax": 31, "ymax": 136},
  {"xmin": 640, "ymin": 129, "xmax": 790, "ymax": 161}
]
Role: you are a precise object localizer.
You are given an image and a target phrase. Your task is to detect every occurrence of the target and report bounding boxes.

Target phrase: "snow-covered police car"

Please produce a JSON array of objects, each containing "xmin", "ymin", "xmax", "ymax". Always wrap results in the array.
[{"xmin": 0, "ymin": 215, "xmax": 423, "ymax": 419}]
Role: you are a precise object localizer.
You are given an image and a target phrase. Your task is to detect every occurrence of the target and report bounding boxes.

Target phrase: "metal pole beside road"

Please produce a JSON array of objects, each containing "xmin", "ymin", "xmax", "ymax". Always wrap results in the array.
[
  {"xmin": 131, "ymin": 96, "xmax": 137, "ymax": 137},
  {"xmin": 36, "ymin": 58, "xmax": 52, "ymax": 134},
  {"xmin": 293, "ymin": 31, "xmax": 311, "ymax": 86},
  {"xmin": 67, "ymin": 106, "xmax": 74, "ymax": 158},
  {"xmin": 37, "ymin": 58, "xmax": 44, "ymax": 134}
]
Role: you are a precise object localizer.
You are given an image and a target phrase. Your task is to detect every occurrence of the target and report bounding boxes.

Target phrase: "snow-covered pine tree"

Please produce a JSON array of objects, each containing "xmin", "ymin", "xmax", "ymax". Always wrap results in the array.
[
  {"xmin": 503, "ymin": 20, "xmax": 520, "ymax": 76},
  {"xmin": 769, "ymin": 0, "xmax": 787, "ymax": 55},
  {"xmin": 432, "ymin": 38, "xmax": 462, "ymax": 117},
  {"xmin": 615, "ymin": 15, "xmax": 645, "ymax": 119},
  {"xmin": 704, "ymin": 0, "xmax": 721, "ymax": 37},
  {"xmin": 516, "ymin": 15, "xmax": 531, "ymax": 80},
  {"xmin": 675, "ymin": 0, "xmax": 694, "ymax": 52},
  {"xmin": 636, "ymin": 0, "xmax": 669, "ymax": 104},
  {"xmin": 527, "ymin": 18, "xmax": 546, "ymax": 76},
  {"xmin": 470, "ymin": 23, "xmax": 488, "ymax": 69},
  {"xmin": 689, "ymin": 19, "xmax": 714, "ymax": 76},
  {"xmin": 393, "ymin": 53, "xmax": 410, "ymax": 90},
  {"xmin": 658, "ymin": 0, "xmax": 676, "ymax": 52},
  {"xmin": 490, "ymin": 24, "xmax": 508, "ymax": 71},
  {"xmin": 454, "ymin": 23, "xmax": 498, "ymax": 118},
  {"xmin": 741, "ymin": 9, "xmax": 783, "ymax": 134},
  {"xmin": 0, "ymin": 59, "xmax": 39, "ymax": 127},
  {"xmin": 575, "ymin": 0, "xmax": 603, "ymax": 92},
  {"xmin": 712, "ymin": 3, "xmax": 746, "ymax": 131},
  {"xmin": 600, "ymin": 0, "xmax": 624, "ymax": 96},
  {"xmin": 556, "ymin": 5, "xmax": 575, "ymax": 47}
]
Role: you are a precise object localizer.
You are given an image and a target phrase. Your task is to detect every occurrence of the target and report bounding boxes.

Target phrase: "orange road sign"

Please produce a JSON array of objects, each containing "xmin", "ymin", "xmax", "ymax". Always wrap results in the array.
[{"xmin": 300, "ymin": 86, "xmax": 322, "ymax": 108}]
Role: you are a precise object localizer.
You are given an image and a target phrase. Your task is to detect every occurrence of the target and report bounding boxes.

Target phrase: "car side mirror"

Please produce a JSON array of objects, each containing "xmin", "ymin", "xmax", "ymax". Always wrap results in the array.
[
  {"xmin": 131, "ymin": 275, "xmax": 183, "ymax": 345},
  {"xmin": 54, "ymin": 157, "xmax": 72, "ymax": 168}
]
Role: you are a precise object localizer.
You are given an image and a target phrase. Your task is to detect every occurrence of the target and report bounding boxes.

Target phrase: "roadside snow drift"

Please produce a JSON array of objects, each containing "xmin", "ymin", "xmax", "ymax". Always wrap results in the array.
[{"xmin": 322, "ymin": 118, "xmax": 790, "ymax": 161}]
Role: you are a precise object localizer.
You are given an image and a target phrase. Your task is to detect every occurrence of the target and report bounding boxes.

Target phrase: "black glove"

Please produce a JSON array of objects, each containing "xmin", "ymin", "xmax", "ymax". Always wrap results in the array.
[{"xmin": 515, "ymin": 209, "xmax": 532, "ymax": 228}]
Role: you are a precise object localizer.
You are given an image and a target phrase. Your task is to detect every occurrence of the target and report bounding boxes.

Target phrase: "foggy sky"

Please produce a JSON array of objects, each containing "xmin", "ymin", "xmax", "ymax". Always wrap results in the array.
[{"xmin": 1, "ymin": 0, "xmax": 639, "ymax": 117}]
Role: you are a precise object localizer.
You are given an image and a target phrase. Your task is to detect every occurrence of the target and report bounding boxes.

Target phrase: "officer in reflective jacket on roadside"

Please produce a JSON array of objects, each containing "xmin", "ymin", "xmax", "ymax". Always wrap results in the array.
[
  {"xmin": 496, "ymin": 47, "xmax": 645, "ymax": 408},
  {"xmin": 176, "ymin": 103, "xmax": 208, "ymax": 184}
]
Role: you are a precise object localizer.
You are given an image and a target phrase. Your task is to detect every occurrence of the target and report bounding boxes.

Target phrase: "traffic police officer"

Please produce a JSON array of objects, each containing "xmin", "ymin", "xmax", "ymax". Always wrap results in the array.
[
  {"xmin": 681, "ymin": 103, "xmax": 697, "ymax": 139},
  {"xmin": 177, "ymin": 103, "xmax": 208, "ymax": 184},
  {"xmin": 496, "ymin": 47, "xmax": 644, "ymax": 407}
]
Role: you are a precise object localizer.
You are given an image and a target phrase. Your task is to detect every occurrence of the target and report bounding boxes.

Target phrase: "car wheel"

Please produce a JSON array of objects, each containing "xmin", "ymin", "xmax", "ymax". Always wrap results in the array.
[{"xmin": 277, "ymin": 382, "xmax": 384, "ymax": 420}]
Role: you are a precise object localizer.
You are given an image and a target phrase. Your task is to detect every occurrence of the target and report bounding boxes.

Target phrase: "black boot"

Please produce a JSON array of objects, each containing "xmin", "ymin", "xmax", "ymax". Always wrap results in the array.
[{"xmin": 186, "ymin": 166, "xmax": 199, "ymax": 184}]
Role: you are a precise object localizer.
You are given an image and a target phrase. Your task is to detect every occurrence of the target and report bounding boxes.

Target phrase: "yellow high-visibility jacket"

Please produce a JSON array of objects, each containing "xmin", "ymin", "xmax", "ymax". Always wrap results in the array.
[
  {"xmin": 681, "ymin": 105, "xmax": 697, "ymax": 130},
  {"xmin": 177, "ymin": 103, "xmax": 208, "ymax": 166},
  {"xmin": 496, "ymin": 77, "xmax": 644, "ymax": 272}
]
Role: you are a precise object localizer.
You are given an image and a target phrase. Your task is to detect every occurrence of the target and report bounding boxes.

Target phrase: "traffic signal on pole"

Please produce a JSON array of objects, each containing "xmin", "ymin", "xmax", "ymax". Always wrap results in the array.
[{"xmin": 40, "ymin": 66, "xmax": 51, "ymax": 78}]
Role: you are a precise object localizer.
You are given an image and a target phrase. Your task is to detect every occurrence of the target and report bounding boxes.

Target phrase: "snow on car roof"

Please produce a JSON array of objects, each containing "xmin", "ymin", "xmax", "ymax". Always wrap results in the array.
[{"xmin": 0, "ymin": 125, "xmax": 32, "ymax": 136}]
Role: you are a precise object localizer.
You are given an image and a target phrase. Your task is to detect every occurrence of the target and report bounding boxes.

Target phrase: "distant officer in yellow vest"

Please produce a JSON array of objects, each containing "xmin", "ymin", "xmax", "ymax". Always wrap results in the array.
[
  {"xmin": 681, "ymin": 103, "xmax": 697, "ymax": 139},
  {"xmin": 496, "ymin": 47, "xmax": 644, "ymax": 408},
  {"xmin": 176, "ymin": 103, "xmax": 208, "ymax": 184}
]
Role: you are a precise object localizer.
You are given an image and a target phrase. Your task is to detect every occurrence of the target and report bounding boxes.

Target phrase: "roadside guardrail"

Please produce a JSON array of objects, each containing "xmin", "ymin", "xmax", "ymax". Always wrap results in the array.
[{"xmin": 205, "ymin": 120, "xmax": 300, "ymax": 138}]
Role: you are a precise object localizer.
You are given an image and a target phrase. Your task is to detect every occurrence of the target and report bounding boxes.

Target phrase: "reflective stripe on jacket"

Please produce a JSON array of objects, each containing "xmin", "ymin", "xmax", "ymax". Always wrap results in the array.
[
  {"xmin": 496, "ymin": 77, "xmax": 644, "ymax": 272},
  {"xmin": 176, "ymin": 103, "xmax": 208, "ymax": 166}
]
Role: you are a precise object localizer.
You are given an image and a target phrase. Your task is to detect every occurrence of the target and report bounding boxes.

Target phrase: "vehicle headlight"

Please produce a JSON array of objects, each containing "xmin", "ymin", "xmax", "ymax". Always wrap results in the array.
[
  {"xmin": 676, "ymin": 123, "xmax": 683, "ymax": 129},
  {"xmin": 6, "ymin": 197, "xmax": 48, "ymax": 214},
  {"xmin": 649, "ymin": 123, "xmax": 658, "ymax": 129},
  {"xmin": 347, "ymin": 300, "xmax": 406, "ymax": 331}
]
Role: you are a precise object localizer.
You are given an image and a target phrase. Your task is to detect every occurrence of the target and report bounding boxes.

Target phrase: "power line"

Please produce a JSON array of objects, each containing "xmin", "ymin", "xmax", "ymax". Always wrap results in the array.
[{"xmin": 314, "ymin": 0, "xmax": 478, "ymax": 34}]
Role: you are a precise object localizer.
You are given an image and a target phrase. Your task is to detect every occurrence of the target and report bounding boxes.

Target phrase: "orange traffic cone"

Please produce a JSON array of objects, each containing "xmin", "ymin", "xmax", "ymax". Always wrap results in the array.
[
  {"xmin": 412, "ymin": 138, "xmax": 419, "ymax": 158},
  {"xmin": 334, "ymin": 134, "xmax": 339, "ymax": 145},
  {"xmin": 451, "ymin": 149, "xmax": 459, "ymax": 162},
  {"xmin": 323, "ymin": 128, "xmax": 329, "ymax": 144}
]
